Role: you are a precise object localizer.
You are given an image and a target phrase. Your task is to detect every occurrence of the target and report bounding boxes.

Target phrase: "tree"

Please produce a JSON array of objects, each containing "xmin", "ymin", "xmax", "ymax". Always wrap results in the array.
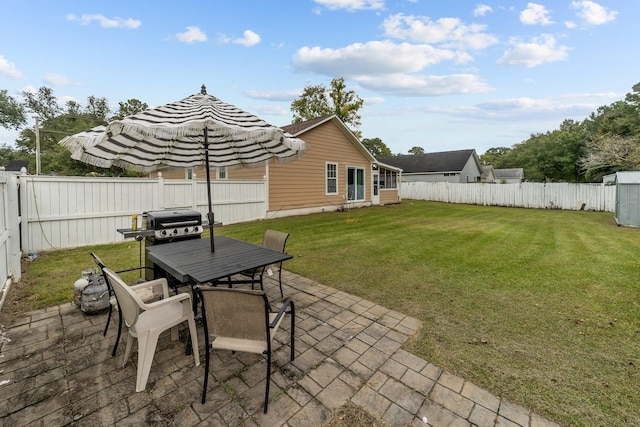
[
  {"xmin": 479, "ymin": 147, "xmax": 512, "ymax": 167},
  {"xmin": 0, "ymin": 89, "xmax": 26, "ymax": 129},
  {"xmin": 408, "ymin": 146, "xmax": 424, "ymax": 155},
  {"xmin": 22, "ymin": 86, "xmax": 62, "ymax": 120},
  {"xmin": 290, "ymin": 85, "xmax": 330, "ymax": 123},
  {"xmin": 111, "ymin": 99, "xmax": 149, "ymax": 120},
  {"xmin": 361, "ymin": 137, "xmax": 391, "ymax": 158},
  {"xmin": 290, "ymin": 77, "xmax": 364, "ymax": 137}
]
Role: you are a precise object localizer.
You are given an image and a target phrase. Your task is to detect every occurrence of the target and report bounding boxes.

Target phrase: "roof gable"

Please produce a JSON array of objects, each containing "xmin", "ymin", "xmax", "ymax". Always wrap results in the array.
[
  {"xmin": 378, "ymin": 149, "xmax": 478, "ymax": 173},
  {"xmin": 281, "ymin": 115, "xmax": 376, "ymax": 162}
]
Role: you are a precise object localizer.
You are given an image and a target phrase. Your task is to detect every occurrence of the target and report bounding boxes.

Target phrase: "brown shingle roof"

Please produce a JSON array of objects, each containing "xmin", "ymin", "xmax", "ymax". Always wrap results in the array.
[{"xmin": 281, "ymin": 116, "xmax": 331, "ymax": 135}]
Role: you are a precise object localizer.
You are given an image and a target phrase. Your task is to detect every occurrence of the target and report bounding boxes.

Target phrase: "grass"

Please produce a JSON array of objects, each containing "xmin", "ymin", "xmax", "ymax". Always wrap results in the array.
[{"xmin": 4, "ymin": 200, "xmax": 640, "ymax": 426}]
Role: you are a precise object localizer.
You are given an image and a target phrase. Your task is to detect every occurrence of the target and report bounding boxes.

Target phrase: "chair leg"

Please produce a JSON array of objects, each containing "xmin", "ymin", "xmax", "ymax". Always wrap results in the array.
[
  {"xmin": 103, "ymin": 303, "xmax": 113, "ymax": 337},
  {"xmin": 188, "ymin": 317, "xmax": 200, "ymax": 367},
  {"xmin": 201, "ymin": 345, "xmax": 210, "ymax": 404},
  {"xmin": 264, "ymin": 352, "xmax": 271, "ymax": 413},
  {"xmin": 123, "ymin": 334, "xmax": 134, "ymax": 367},
  {"xmin": 112, "ymin": 309, "xmax": 123, "ymax": 357},
  {"xmin": 136, "ymin": 329, "xmax": 160, "ymax": 392},
  {"xmin": 290, "ymin": 302, "xmax": 295, "ymax": 361}
]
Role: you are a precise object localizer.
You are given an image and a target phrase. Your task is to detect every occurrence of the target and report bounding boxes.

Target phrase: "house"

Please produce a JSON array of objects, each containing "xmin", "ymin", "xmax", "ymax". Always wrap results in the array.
[
  {"xmin": 159, "ymin": 115, "xmax": 402, "ymax": 217},
  {"xmin": 494, "ymin": 168, "xmax": 524, "ymax": 184},
  {"xmin": 482, "ymin": 165, "xmax": 496, "ymax": 183},
  {"xmin": 377, "ymin": 149, "xmax": 484, "ymax": 183}
]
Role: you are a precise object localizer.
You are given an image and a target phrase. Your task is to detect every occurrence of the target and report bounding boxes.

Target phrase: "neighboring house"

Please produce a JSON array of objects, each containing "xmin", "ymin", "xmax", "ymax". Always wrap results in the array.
[
  {"xmin": 482, "ymin": 165, "xmax": 496, "ymax": 183},
  {"xmin": 3, "ymin": 160, "xmax": 29, "ymax": 172},
  {"xmin": 494, "ymin": 168, "xmax": 524, "ymax": 184},
  {"xmin": 378, "ymin": 149, "xmax": 484, "ymax": 183},
  {"xmin": 159, "ymin": 115, "xmax": 402, "ymax": 217}
]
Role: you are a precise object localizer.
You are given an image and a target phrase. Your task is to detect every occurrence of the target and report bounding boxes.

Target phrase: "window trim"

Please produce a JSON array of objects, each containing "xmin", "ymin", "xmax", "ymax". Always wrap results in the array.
[
  {"xmin": 326, "ymin": 162, "xmax": 338, "ymax": 195},
  {"xmin": 346, "ymin": 166, "xmax": 365, "ymax": 202}
]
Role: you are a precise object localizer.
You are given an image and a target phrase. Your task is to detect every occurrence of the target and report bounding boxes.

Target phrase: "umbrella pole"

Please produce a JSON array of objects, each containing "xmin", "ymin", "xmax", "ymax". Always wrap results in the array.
[{"xmin": 204, "ymin": 128, "xmax": 215, "ymax": 252}]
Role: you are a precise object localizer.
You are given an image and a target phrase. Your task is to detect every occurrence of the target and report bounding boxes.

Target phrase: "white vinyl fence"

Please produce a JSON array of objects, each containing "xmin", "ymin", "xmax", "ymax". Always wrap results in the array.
[
  {"xmin": 0, "ymin": 172, "xmax": 21, "ymax": 310},
  {"xmin": 18, "ymin": 172, "xmax": 267, "ymax": 253},
  {"xmin": 402, "ymin": 181, "xmax": 616, "ymax": 212}
]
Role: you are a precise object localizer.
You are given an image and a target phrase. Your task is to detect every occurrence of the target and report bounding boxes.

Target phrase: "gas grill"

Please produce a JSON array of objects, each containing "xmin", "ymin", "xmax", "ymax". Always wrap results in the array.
[
  {"xmin": 145, "ymin": 209, "xmax": 203, "ymax": 244},
  {"xmin": 144, "ymin": 209, "xmax": 203, "ymax": 282}
]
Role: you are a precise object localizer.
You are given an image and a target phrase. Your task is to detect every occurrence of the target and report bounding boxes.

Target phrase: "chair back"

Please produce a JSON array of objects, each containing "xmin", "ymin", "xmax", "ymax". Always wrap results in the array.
[
  {"xmin": 263, "ymin": 230, "xmax": 289, "ymax": 253},
  {"xmin": 103, "ymin": 267, "xmax": 143, "ymax": 328},
  {"xmin": 90, "ymin": 252, "xmax": 106, "ymax": 271},
  {"xmin": 199, "ymin": 287, "xmax": 269, "ymax": 343}
]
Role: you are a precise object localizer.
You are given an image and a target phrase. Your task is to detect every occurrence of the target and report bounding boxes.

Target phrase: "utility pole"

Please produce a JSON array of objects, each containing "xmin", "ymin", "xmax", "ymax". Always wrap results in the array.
[{"xmin": 35, "ymin": 116, "xmax": 40, "ymax": 175}]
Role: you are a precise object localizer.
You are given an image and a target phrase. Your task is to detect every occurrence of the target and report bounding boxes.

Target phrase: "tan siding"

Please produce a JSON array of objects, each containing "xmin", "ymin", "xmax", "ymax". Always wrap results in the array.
[
  {"xmin": 380, "ymin": 189, "xmax": 400, "ymax": 204},
  {"xmin": 268, "ymin": 123, "xmax": 371, "ymax": 212}
]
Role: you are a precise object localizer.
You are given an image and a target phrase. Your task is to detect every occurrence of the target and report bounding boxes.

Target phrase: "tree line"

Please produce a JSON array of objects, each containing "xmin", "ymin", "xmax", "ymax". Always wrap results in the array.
[
  {"xmin": 480, "ymin": 82, "xmax": 640, "ymax": 183},
  {"xmin": 3, "ymin": 79, "xmax": 638, "ymax": 181},
  {"xmin": 0, "ymin": 87, "xmax": 148, "ymax": 176}
]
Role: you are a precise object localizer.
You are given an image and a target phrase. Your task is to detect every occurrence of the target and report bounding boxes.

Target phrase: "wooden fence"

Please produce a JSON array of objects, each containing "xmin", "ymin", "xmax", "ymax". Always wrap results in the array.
[
  {"xmin": 18, "ymin": 173, "xmax": 267, "ymax": 253},
  {"xmin": 401, "ymin": 181, "xmax": 616, "ymax": 212}
]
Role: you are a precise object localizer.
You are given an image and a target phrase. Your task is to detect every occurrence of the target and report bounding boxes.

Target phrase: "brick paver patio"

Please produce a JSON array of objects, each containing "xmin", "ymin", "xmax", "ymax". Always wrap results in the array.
[{"xmin": 0, "ymin": 272, "xmax": 561, "ymax": 426}]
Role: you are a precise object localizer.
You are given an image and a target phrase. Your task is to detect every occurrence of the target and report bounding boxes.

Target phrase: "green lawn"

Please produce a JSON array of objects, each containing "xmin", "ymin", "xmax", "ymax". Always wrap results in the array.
[{"xmin": 9, "ymin": 200, "xmax": 640, "ymax": 426}]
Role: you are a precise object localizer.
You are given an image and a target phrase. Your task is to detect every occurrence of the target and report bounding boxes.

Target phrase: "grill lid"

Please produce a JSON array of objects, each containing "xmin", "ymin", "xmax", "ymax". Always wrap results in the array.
[{"xmin": 145, "ymin": 209, "xmax": 203, "ymax": 240}]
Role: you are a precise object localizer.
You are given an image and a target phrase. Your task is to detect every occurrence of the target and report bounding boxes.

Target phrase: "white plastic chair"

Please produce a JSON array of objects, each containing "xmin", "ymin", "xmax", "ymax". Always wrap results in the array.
[
  {"xmin": 103, "ymin": 267, "xmax": 200, "ymax": 392},
  {"xmin": 91, "ymin": 252, "xmax": 160, "ymax": 357}
]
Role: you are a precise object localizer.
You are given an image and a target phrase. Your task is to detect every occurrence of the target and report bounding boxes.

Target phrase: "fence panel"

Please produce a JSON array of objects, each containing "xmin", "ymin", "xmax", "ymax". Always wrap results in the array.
[
  {"xmin": 401, "ymin": 182, "xmax": 616, "ymax": 212},
  {"xmin": 20, "ymin": 175, "xmax": 266, "ymax": 253}
]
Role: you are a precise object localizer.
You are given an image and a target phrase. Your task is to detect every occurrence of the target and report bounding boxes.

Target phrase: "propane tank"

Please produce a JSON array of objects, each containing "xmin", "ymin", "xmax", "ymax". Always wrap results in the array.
[{"xmin": 73, "ymin": 269, "xmax": 95, "ymax": 306}]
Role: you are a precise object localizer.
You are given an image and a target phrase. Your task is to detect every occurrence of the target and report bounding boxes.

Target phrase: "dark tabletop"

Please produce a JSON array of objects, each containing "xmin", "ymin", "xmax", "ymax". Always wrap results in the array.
[{"xmin": 145, "ymin": 236, "xmax": 292, "ymax": 284}]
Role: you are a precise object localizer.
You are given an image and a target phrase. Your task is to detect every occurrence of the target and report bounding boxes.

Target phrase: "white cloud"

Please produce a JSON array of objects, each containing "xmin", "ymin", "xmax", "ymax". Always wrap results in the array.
[
  {"xmin": 565, "ymin": 21, "xmax": 577, "ymax": 29},
  {"xmin": 250, "ymin": 104, "xmax": 289, "ymax": 116},
  {"xmin": 314, "ymin": 0, "xmax": 384, "ymax": 11},
  {"xmin": 244, "ymin": 89, "xmax": 301, "ymax": 102},
  {"xmin": 0, "ymin": 55, "xmax": 23, "ymax": 79},
  {"xmin": 43, "ymin": 73, "xmax": 72, "ymax": 86},
  {"xmin": 357, "ymin": 73, "xmax": 493, "ymax": 96},
  {"xmin": 520, "ymin": 3, "xmax": 553, "ymax": 25},
  {"xmin": 176, "ymin": 26, "xmax": 208, "ymax": 43},
  {"xmin": 293, "ymin": 40, "xmax": 458, "ymax": 76},
  {"xmin": 233, "ymin": 30, "xmax": 261, "ymax": 47},
  {"xmin": 497, "ymin": 34, "xmax": 570, "ymax": 68},
  {"xmin": 66, "ymin": 13, "xmax": 141, "ymax": 29},
  {"xmin": 382, "ymin": 14, "xmax": 498, "ymax": 50},
  {"xmin": 471, "ymin": 96, "xmax": 602, "ymax": 121},
  {"xmin": 473, "ymin": 4, "xmax": 493, "ymax": 17},
  {"xmin": 571, "ymin": 1, "xmax": 617, "ymax": 25}
]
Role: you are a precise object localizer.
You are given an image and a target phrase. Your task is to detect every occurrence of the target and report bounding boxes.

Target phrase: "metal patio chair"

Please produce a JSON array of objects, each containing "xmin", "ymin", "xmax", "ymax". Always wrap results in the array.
[
  {"xmin": 196, "ymin": 286, "xmax": 295, "ymax": 413},
  {"xmin": 241, "ymin": 230, "xmax": 289, "ymax": 297}
]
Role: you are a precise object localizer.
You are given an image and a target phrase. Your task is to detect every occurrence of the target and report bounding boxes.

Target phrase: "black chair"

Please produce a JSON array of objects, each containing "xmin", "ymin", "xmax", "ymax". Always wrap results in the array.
[
  {"xmin": 196, "ymin": 286, "xmax": 295, "ymax": 413},
  {"xmin": 90, "ymin": 252, "xmax": 158, "ymax": 356},
  {"xmin": 241, "ymin": 230, "xmax": 289, "ymax": 297}
]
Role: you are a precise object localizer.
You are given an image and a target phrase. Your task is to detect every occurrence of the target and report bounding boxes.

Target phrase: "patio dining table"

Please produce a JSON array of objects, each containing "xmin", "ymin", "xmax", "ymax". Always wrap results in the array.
[{"xmin": 146, "ymin": 235, "xmax": 293, "ymax": 311}]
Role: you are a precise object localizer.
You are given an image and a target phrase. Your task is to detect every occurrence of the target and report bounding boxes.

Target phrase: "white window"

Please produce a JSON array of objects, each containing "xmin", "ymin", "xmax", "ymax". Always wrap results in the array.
[
  {"xmin": 347, "ymin": 167, "xmax": 365, "ymax": 201},
  {"xmin": 326, "ymin": 163, "xmax": 337, "ymax": 194},
  {"xmin": 217, "ymin": 167, "xmax": 227, "ymax": 180},
  {"xmin": 186, "ymin": 168, "xmax": 194, "ymax": 180}
]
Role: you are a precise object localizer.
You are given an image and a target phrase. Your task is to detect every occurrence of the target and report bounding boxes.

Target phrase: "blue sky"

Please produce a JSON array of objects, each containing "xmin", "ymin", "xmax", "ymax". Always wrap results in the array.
[{"xmin": 1, "ymin": 0, "xmax": 636, "ymax": 155}]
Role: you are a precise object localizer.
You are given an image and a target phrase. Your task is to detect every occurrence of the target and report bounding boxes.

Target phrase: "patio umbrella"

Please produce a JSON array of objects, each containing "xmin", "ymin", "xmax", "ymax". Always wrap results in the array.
[{"xmin": 59, "ymin": 85, "xmax": 307, "ymax": 252}]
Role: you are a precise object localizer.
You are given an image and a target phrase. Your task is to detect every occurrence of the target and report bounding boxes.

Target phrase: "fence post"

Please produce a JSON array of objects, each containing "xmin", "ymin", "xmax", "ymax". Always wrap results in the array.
[
  {"xmin": 157, "ymin": 172, "xmax": 165, "ymax": 209},
  {"xmin": 7, "ymin": 174, "xmax": 21, "ymax": 282},
  {"xmin": 18, "ymin": 169, "xmax": 30, "ymax": 256}
]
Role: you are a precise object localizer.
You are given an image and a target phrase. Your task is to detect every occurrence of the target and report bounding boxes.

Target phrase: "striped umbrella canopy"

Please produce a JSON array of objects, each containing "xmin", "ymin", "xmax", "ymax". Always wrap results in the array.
[{"xmin": 59, "ymin": 85, "xmax": 307, "ymax": 251}]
